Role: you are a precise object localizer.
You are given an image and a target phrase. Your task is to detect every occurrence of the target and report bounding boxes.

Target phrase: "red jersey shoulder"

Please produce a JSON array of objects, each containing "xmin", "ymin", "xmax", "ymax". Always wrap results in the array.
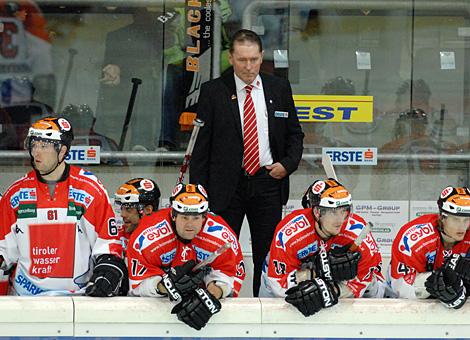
[
  {"xmin": 3, "ymin": 171, "xmax": 37, "ymax": 210},
  {"xmin": 454, "ymin": 240, "xmax": 470, "ymax": 256},
  {"xmin": 340, "ymin": 213, "xmax": 367, "ymax": 240},
  {"xmin": 69, "ymin": 166, "xmax": 108, "ymax": 198},
  {"xmin": 273, "ymin": 208, "xmax": 314, "ymax": 251},
  {"xmin": 462, "ymin": 229, "xmax": 470, "ymax": 244},
  {"xmin": 393, "ymin": 214, "xmax": 439, "ymax": 257},
  {"xmin": 129, "ymin": 208, "xmax": 175, "ymax": 253},
  {"xmin": 200, "ymin": 213, "xmax": 240, "ymax": 255}
]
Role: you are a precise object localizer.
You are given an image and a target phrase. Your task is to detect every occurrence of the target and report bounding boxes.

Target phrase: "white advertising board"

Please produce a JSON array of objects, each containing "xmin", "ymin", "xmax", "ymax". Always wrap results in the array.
[{"xmin": 354, "ymin": 200, "xmax": 409, "ymax": 256}]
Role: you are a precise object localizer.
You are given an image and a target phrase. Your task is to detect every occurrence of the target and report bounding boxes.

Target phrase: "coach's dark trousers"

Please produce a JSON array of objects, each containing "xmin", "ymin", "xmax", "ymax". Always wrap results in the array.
[{"xmin": 213, "ymin": 167, "xmax": 282, "ymax": 297}]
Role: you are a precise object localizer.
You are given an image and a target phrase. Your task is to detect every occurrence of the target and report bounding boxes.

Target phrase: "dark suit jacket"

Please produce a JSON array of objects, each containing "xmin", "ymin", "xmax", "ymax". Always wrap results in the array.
[{"xmin": 190, "ymin": 68, "xmax": 304, "ymax": 212}]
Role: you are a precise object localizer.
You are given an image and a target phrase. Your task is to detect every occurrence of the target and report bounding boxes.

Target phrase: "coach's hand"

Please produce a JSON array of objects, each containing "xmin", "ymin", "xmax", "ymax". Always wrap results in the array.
[{"xmin": 266, "ymin": 163, "xmax": 287, "ymax": 179}]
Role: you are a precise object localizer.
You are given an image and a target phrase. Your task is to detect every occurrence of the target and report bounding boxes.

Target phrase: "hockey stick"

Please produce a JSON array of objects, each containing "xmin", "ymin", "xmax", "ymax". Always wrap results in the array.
[
  {"xmin": 349, "ymin": 221, "xmax": 372, "ymax": 252},
  {"xmin": 118, "ymin": 78, "xmax": 142, "ymax": 150},
  {"xmin": 321, "ymin": 152, "xmax": 338, "ymax": 181},
  {"xmin": 321, "ymin": 152, "xmax": 372, "ymax": 250},
  {"xmin": 176, "ymin": 118, "xmax": 205, "ymax": 184},
  {"xmin": 192, "ymin": 242, "xmax": 231, "ymax": 272},
  {"xmin": 57, "ymin": 48, "xmax": 77, "ymax": 112}
]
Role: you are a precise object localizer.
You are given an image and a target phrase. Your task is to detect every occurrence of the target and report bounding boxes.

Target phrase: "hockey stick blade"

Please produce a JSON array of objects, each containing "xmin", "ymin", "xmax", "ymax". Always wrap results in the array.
[
  {"xmin": 322, "ymin": 153, "xmax": 338, "ymax": 181},
  {"xmin": 349, "ymin": 222, "xmax": 372, "ymax": 252},
  {"xmin": 192, "ymin": 242, "xmax": 231, "ymax": 272}
]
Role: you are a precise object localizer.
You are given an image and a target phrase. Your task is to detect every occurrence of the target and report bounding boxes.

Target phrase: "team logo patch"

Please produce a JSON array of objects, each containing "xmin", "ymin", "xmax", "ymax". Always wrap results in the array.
[
  {"xmin": 78, "ymin": 169, "xmax": 103, "ymax": 187},
  {"xmin": 311, "ymin": 181, "xmax": 326, "ymax": 194},
  {"xmin": 58, "ymin": 118, "xmax": 71, "ymax": 131},
  {"xmin": 345, "ymin": 217, "xmax": 365, "ymax": 236},
  {"xmin": 172, "ymin": 183, "xmax": 183, "ymax": 197},
  {"xmin": 296, "ymin": 241, "xmax": 318, "ymax": 259},
  {"xmin": 160, "ymin": 249, "xmax": 176, "ymax": 265},
  {"xmin": 180, "ymin": 245, "xmax": 192, "ymax": 262},
  {"xmin": 10, "ymin": 188, "xmax": 37, "ymax": 209},
  {"xmin": 399, "ymin": 223, "xmax": 434, "ymax": 256},
  {"xmin": 140, "ymin": 179, "xmax": 154, "ymax": 191},
  {"xmin": 29, "ymin": 223, "xmax": 76, "ymax": 279},
  {"xmin": 276, "ymin": 214, "xmax": 311, "ymax": 250},
  {"xmin": 69, "ymin": 187, "xmax": 94, "ymax": 208},
  {"xmin": 204, "ymin": 218, "xmax": 239, "ymax": 255},
  {"xmin": 425, "ymin": 250, "xmax": 436, "ymax": 264},
  {"xmin": 134, "ymin": 220, "xmax": 172, "ymax": 251},
  {"xmin": 440, "ymin": 186, "xmax": 453, "ymax": 199},
  {"xmin": 194, "ymin": 246, "xmax": 211, "ymax": 262},
  {"xmin": 17, "ymin": 204, "xmax": 37, "ymax": 219},
  {"xmin": 14, "ymin": 270, "xmax": 45, "ymax": 296},
  {"xmin": 198, "ymin": 184, "xmax": 208, "ymax": 198}
]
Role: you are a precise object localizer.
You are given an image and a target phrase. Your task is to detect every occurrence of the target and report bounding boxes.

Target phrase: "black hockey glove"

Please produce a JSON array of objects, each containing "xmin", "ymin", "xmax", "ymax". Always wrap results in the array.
[
  {"xmin": 171, "ymin": 287, "xmax": 222, "ymax": 330},
  {"xmin": 310, "ymin": 248, "xmax": 334, "ymax": 282},
  {"xmin": 85, "ymin": 254, "xmax": 127, "ymax": 297},
  {"xmin": 443, "ymin": 254, "xmax": 470, "ymax": 294},
  {"xmin": 285, "ymin": 278, "xmax": 339, "ymax": 317},
  {"xmin": 425, "ymin": 266, "xmax": 467, "ymax": 309},
  {"xmin": 328, "ymin": 247, "xmax": 362, "ymax": 282},
  {"xmin": 119, "ymin": 273, "xmax": 130, "ymax": 296},
  {"xmin": 161, "ymin": 260, "xmax": 205, "ymax": 301},
  {"xmin": 310, "ymin": 247, "xmax": 361, "ymax": 282}
]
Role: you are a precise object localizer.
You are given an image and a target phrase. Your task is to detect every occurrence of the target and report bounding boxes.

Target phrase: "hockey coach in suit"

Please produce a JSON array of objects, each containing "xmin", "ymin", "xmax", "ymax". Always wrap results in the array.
[{"xmin": 190, "ymin": 29, "xmax": 304, "ymax": 296}]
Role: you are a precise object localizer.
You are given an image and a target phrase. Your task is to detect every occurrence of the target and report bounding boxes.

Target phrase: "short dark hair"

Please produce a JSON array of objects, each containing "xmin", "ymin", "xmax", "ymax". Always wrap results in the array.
[{"xmin": 229, "ymin": 29, "xmax": 263, "ymax": 53}]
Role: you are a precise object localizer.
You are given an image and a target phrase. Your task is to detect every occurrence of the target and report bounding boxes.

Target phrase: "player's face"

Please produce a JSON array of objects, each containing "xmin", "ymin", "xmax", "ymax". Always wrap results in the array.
[
  {"xmin": 318, "ymin": 206, "xmax": 350, "ymax": 237},
  {"xmin": 174, "ymin": 214, "xmax": 204, "ymax": 240},
  {"xmin": 120, "ymin": 206, "xmax": 141, "ymax": 234},
  {"xmin": 442, "ymin": 215, "xmax": 470, "ymax": 242},
  {"xmin": 229, "ymin": 41, "xmax": 264, "ymax": 85},
  {"xmin": 30, "ymin": 140, "xmax": 60, "ymax": 174}
]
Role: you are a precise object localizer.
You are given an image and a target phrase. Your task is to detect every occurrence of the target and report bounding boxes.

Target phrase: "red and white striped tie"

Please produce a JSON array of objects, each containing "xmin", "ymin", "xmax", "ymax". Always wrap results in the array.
[{"xmin": 243, "ymin": 85, "xmax": 260, "ymax": 175}]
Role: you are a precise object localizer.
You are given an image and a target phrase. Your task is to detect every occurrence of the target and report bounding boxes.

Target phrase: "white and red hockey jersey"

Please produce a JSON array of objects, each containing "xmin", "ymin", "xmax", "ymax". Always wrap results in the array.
[
  {"xmin": 127, "ymin": 208, "xmax": 245, "ymax": 298},
  {"xmin": 389, "ymin": 213, "xmax": 470, "ymax": 298},
  {"xmin": 0, "ymin": 165, "xmax": 122, "ymax": 295},
  {"xmin": 261, "ymin": 208, "xmax": 384, "ymax": 298}
]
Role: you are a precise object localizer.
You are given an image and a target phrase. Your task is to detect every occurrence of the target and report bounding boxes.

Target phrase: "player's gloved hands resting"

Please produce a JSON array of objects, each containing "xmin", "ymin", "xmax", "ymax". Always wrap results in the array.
[
  {"xmin": 328, "ymin": 246, "xmax": 362, "ymax": 282},
  {"xmin": 425, "ymin": 266, "xmax": 467, "ymax": 309},
  {"xmin": 311, "ymin": 247, "xmax": 361, "ymax": 282},
  {"xmin": 86, "ymin": 254, "xmax": 127, "ymax": 297},
  {"xmin": 285, "ymin": 278, "xmax": 339, "ymax": 317},
  {"xmin": 161, "ymin": 260, "xmax": 205, "ymax": 301},
  {"xmin": 443, "ymin": 254, "xmax": 470, "ymax": 294},
  {"xmin": 171, "ymin": 287, "xmax": 221, "ymax": 330}
]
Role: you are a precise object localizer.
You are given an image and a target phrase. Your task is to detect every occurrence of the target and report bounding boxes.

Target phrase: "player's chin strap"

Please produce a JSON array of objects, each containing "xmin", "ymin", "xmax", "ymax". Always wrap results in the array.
[
  {"xmin": 438, "ymin": 212, "xmax": 459, "ymax": 245},
  {"xmin": 136, "ymin": 203, "xmax": 156, "ymax": 218},
  {"xmin": 313, "ymin": 210, "xmax": 334, "ymax": 240},
  {"xmin": 316, "ymin": 224, "xmax": 334, "ymax": 240},
  {"xmin": 137, "ymin": 204, "xmax": 145, "ymax": 219}
]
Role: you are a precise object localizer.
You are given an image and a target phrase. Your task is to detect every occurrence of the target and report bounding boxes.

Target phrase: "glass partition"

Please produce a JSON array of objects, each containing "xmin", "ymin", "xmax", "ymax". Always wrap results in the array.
[{"xmin": 0, "ymin": 0, "xmax": 469, "ymax": 230}]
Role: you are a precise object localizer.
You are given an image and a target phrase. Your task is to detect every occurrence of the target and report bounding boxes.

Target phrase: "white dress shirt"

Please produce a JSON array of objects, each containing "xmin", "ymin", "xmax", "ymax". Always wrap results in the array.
[{"xmin": 234, "ymin": 74, "xmax": 273, "ymax": 167}]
